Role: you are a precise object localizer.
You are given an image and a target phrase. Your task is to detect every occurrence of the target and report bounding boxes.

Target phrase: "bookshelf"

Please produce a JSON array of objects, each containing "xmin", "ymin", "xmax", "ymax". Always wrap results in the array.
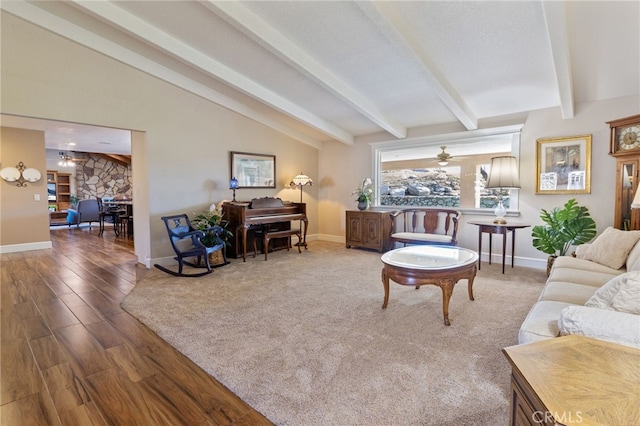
[{"xmin": 47, "ymin": 170, "xmax": 72, "ymax": 212}]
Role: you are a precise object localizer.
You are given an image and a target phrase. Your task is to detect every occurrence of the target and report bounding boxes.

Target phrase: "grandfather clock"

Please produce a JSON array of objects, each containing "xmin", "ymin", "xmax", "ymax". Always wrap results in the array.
[{"xmin": 608, "ymin": 114, "xmax": 640, "ymax": 230}]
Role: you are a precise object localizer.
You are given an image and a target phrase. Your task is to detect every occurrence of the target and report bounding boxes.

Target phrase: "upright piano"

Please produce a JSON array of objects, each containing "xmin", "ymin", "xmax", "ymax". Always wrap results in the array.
[{"xmin": 223, "ymin": 198, "xmax": 308, "ymax": 261}]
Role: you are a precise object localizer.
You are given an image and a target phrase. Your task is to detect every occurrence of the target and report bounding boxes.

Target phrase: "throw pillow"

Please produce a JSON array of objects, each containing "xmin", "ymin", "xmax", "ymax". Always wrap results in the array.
[
  {"xmin": 558, "ymin": 305, "xmax": 640, "ymax": 348},
  {"xmin": 574, "ymin": 243, "xmax": 590, "ymax": 259},
  {"xmin": 585, "ymin": 271, "xmax": 640, "ymax": 315},
  {"xmin": 627, "ymin": 240, "xmax": 640, "ymax": 271},
  {"xmin": 584, "ymin": 227, "xmax": 640, "ymax": 269}
]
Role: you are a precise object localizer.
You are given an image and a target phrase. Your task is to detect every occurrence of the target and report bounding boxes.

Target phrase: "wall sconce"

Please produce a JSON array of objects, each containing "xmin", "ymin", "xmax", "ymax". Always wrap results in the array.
[
  {"xmin": 485, "ymin": 156, "xmax": 520, "ymax": 224},
  {"xmin": 290, "ymin": 173, "xmax": 313, "ymax": 203},
  {"xmin": 229, "ymin": 176, "xmax": 239, "ymax": 202},
  {"xmin": 0, "ymin": 162, "xmax": 42, "ymax": 187}
]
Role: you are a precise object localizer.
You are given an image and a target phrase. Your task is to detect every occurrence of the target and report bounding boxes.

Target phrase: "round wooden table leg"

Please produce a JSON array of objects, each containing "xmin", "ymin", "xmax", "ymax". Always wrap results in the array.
[
  {"xmin": 467, "ymin": 266, "xmax": 477, "ymax": 301},
  {"xmin": 381, "ymin": 268, "xmax": 390, "ymax": 309},
  {"xmin": 439, "ymin": 279, "xmax": 454, "ymax": 326}
]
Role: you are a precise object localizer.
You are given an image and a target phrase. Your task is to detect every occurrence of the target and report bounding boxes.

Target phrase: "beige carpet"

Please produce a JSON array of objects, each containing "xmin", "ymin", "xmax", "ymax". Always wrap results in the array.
[{"xmin": 122, "ymin": 241, "xmax": 546, "ymax": 425}]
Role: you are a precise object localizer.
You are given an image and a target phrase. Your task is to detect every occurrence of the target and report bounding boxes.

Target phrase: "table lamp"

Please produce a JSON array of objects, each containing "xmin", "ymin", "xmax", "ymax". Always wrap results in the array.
[
  {"xmin": 485, "ymin": 156, "xmax": 520, "ymax": 224},
  {"xmin": 229, "ymin": 177, "xmax": 239, "ymax": 202},
  {"xmin": 290, "ymin": 173, "xmax": 313, "ymax": 203}
]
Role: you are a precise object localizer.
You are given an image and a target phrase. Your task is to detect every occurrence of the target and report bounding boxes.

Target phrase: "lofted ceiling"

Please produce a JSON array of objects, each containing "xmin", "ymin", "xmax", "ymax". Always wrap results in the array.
[{"xmin": 1, "ymin": 1, "xmax": 638, "ymax": 152}]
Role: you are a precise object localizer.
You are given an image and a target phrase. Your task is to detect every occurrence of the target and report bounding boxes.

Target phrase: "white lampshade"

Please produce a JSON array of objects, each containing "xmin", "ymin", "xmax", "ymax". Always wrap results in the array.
[
  {"xmin": 290, "ymin": 173, "xmax": 313, "ymax": 203},
  {"xmin": 486, "ymin": 156, "xmax": 521, "ymax": 189},
  {"xmin": 485, "ymin": 156, "xmax": 520, "ymax": 224},
  {"xmin": 291, "ymin": 173, "xmax": 313, "ymax": 187}
]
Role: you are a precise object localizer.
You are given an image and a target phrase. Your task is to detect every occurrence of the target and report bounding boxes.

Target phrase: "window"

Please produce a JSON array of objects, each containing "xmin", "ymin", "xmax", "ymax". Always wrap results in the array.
[{"xmin": 371, "ymin": 125, "xmax": 522, "ymax": 212}]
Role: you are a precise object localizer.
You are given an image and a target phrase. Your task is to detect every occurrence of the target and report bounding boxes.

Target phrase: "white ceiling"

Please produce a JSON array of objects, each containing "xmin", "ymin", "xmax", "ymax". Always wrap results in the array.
[
  {"xmin": 0, "ymin": 114, "xmax": 131, "ymax": 155},
  {"xmin": 1, "ymin": 1, "xmax": 638, "ymax": 152}
]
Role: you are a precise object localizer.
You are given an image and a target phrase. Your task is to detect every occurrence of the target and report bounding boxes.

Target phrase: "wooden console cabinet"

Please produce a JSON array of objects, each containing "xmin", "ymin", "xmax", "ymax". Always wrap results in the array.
[
  {"xmin": 345, "ymin": 209, "xmax": 392, "ymax": 252},
  {"xmin": 503, "ymin": 335, "xmax": 640, "ymax": 426}
]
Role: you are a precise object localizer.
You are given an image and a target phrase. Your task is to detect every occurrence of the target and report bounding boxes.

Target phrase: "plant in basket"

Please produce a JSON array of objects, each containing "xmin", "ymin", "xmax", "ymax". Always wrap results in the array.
[{"xmin": 191, "ymin": 208, "xmax": 233, "ymax": 248}]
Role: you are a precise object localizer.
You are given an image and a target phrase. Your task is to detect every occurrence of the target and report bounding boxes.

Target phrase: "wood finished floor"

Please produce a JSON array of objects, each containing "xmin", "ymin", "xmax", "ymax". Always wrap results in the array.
[{"xmin": 1, "ymin": 225, "xmax": 272, "ymax": 425}]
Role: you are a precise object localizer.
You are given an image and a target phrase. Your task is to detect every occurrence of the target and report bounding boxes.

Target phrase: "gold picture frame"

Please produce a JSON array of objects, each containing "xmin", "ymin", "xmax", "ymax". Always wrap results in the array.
[{"xmin": 536, "ymin": 134, "xmax": 591, "ymax": 194}]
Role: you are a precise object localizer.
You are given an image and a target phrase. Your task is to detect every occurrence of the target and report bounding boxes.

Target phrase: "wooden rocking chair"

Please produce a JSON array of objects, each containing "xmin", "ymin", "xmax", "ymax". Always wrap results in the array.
[{"xmin": 154, "ymin": 214, "xmax": 228, "ymax": 277}]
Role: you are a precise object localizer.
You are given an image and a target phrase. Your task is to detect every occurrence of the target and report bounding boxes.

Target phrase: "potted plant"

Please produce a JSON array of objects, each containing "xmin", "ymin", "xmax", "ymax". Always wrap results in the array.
[
  {"xmin": 191, "ymin": 208, "xmax": 233, "ymax": 264},
  {"xmin": 531, "ymin": 198, "xmax": 596, "ymax": 275},
  {"xmin": 353, "ymin": 177, "xmax": 373, "ymax": 210}
]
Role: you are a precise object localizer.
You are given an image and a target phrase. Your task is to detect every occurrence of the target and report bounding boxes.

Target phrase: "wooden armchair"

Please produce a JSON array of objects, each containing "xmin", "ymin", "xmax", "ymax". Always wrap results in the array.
[
  {"xmin": 389, "ymin": 208, "xmax": 460, "ymax": 249},
  {"xmin": 154, "ymin": 214, "xmax": 228, "ymax": 277}
]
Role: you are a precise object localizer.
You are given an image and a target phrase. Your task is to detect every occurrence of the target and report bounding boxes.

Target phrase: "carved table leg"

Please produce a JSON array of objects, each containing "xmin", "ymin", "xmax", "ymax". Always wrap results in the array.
[
  {"xmin": 381, "ymin": 268, "xmax": 390, "ymax": 309},
  {"xmin": 467, "ymin": 266, "xmax": 477, "ymax": 301},
  {"xmin": 438, "ymin": 278, "xmax": 455, "ymax": 326}
]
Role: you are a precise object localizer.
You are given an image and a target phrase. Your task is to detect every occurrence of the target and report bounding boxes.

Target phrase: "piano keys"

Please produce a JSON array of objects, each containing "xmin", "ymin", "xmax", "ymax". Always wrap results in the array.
[{"xmin": 222, "ymin": 198, "xmax": 308, "ymax": 261}]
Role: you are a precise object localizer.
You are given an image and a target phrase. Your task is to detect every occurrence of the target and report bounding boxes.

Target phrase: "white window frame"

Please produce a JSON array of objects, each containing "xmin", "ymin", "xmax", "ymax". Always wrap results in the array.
[{"xmin": 370, "ymin": 124, "xmax": 523, "ymax": 215}]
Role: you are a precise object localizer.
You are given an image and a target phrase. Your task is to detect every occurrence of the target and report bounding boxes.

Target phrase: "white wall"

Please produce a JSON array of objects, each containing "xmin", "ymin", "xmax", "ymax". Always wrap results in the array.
[
  {"xmin": 2, "ymin": 11, "xmax": 637, "ymax": 269},
  {"xmin": 319, "ymin": 96, "xmax": 639, "ymax": 268},
  {"xmin": 1, "ymin": 12, "xmax": 318, "ymax": 263}
]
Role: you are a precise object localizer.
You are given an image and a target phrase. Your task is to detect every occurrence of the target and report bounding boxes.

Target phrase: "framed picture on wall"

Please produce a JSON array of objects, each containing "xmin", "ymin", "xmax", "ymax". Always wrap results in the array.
[
  {"xmin": 230, "ymin": 151, "xmax": 276, "ymax": 188},
  {"xmin": 536, "ymin": 134, "xmax": 591, "ymax": 194}
]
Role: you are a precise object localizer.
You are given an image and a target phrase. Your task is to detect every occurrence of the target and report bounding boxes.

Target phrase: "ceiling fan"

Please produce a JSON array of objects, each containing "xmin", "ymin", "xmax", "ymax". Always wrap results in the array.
[
  {"xmin": 434, "ymin": 146, "xmax": 453, "ymax": 166},
  {"xmin": 57, "ymin": 151, "xmax": 86, "ymax": 167}
]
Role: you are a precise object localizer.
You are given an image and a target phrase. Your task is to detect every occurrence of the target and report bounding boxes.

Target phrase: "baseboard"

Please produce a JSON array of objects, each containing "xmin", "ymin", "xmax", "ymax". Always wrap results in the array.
[{"xmin": 0, "ymin": 241, "xmax": 53, "ymax": 254}]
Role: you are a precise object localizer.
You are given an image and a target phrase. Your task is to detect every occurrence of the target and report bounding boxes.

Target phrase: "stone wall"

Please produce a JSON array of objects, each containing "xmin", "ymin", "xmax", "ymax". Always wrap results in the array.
[
  {"xmin": 74, "ymin": 153, "xmax": 132, "ymax": 200},
  {"xmin": 380, "ymin": 195, "xmax": 511, "ymax": 208}
]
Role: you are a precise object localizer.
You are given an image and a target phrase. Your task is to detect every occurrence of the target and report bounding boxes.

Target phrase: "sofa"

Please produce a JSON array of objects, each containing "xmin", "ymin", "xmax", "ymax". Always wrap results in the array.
[{"xmin": 518, "ymin": 227, "xmax": 640, "ymax": 348}]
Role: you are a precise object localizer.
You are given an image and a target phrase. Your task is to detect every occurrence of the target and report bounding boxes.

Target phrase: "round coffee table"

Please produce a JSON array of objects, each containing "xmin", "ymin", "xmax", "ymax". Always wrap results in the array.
[{"xmin": 381, "ymin": 246, "xmax": 479, "ymax": 325}]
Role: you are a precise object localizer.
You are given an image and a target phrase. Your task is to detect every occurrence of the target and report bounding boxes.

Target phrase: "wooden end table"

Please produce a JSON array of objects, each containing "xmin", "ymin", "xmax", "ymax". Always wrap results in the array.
[
  {"xmin": 381, "ymin": 246, "xmax": 478, "ymax": 325},
  {"xmin": 468, "ymin": 221, "xmax": 530, "ymax": 274},
  {"xmin": 503, "ymin": 335, "xmax": 640, "ymax": 426}
]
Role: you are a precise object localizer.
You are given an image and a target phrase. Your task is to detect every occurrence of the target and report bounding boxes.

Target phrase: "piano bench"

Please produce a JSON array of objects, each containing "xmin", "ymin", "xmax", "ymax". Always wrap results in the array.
[{"xmin": 253, "ymin": 227, "xmax": 302, "ymax": 261}]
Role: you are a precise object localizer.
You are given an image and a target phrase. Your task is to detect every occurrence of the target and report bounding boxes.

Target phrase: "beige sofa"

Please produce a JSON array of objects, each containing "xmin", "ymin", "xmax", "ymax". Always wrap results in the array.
[{"xmin": 518, "ymin": 227, "xmax": 640, "ymax": 348}]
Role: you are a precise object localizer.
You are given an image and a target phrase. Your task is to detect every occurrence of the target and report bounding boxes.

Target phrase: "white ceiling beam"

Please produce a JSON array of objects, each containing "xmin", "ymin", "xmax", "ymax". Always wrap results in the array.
[
  {"xmin": 541, "ymin": 1, "xmax": 575, "ymax": 119},
  {"xmin": 202, "ymin": 0, "xmax": 407, "ymax": 140},
  {"xmin": 1, "ymin": 1, "xmax": 324, "ymax": 149},
  {"xmin": 359, "ymin": 2, "xmax": 478, "ymax": 131},
  {"xmin": 68, "ymin": 0, "xmax": 353, "ymax": 146}
]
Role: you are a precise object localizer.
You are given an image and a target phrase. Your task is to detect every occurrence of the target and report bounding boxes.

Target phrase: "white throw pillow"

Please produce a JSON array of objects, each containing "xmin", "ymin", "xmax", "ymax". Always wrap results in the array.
[
  {"xmin": 584, "ymin": 227, "xmax": 640, "ymax": 270},
  {"xmin": 558, "ymin": 305, "xmax": 640, "ymax": 348},
  {"xmin": 626, "ymin": 240, "xmax": 640, "ymax": 271},
  {"xmin": 585, "ymin": 271, "xmax": 640, "ymax": 315}
]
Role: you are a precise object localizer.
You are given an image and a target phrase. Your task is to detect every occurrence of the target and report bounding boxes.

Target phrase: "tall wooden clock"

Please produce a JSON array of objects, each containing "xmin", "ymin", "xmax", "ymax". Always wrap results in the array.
[{"xmin": 608, "ymin": 114, "xmax": 640, "ymax": 230}]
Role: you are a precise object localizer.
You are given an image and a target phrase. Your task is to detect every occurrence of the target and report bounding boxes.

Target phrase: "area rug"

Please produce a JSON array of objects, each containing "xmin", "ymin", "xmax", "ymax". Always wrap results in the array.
[{"xmin": 122, "ymin": 241, "xmax": 545, "ymax": 425}]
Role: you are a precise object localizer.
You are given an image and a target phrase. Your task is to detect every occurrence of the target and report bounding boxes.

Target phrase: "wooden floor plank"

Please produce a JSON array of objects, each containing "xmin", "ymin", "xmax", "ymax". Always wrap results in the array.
[
  {"xmin": 0, "ymin": 391, "xmax": 61, "ymax": 426},
  {"xmin": 106, "ymin": 343, "xmax": 157, "ymax": 382},
  {"xmin": 0, "ymin": 227, "xmax": 272, "ymax": 425},
  {"xmin": 40, "ymin": 362, "xmax": 94, "ymax": 414},
  {"xmin": 85, "ymin": 321, "xmax": 126, "ymax": 349},
  {"xmin": 36, "ymin": 298, "xmax": 81, "ymax": 331},
  {"xmin": 29, "ymin": 334, "xmax": 69, "ymax": 371},
  {"xmin": 54, "ymin": 324, "xmax": 114, "ymax": 377},
  {"xmin": 1, "ymin": 338, "xmax": 43, "ymax": 405}
]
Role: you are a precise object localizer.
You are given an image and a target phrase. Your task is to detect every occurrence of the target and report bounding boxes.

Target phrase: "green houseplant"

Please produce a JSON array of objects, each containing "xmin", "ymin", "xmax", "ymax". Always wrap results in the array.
[
  {"xmin": 531, "ymin": 198, "xmax": 596, "ymax": 273},
  {"xmin": 191, "ymin": 208, "xmax": 233, "ymax": 248},
  {"xmin": 353, "ymin": 177, "xmax": 373, "ymax": 210}
]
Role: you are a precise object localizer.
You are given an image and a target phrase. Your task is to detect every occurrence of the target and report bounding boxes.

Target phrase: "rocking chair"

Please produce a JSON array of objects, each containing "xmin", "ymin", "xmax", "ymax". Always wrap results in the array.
[{"xmin": 154, "ymin": 214, "xmax": 229, "ymax": 277}]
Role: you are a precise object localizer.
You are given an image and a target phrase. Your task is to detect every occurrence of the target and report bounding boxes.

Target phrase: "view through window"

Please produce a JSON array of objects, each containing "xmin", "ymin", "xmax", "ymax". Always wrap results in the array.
[{"xmin": 372, "ymin": 126, "xmax": 522, "ymax": 211}]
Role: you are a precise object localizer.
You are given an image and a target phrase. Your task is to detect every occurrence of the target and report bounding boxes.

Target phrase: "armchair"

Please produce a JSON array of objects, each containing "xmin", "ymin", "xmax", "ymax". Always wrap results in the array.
[
  {"xmin": 154, "ymin": 214, "xmax": 229, "ymax": 277},
  {"xmin": 66, "ymin": 199, "xmax": 101, "ymax": 228},
  {"xmin": 389, "ymin": 208, "xmax": 460, "ymax": 248}
]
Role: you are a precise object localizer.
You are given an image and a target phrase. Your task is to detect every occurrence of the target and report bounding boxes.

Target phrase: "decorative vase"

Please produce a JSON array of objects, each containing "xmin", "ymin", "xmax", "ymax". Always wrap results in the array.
[{"xmin": 357, "ymin": 200, "xmax": 368, "ymax": 210}]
